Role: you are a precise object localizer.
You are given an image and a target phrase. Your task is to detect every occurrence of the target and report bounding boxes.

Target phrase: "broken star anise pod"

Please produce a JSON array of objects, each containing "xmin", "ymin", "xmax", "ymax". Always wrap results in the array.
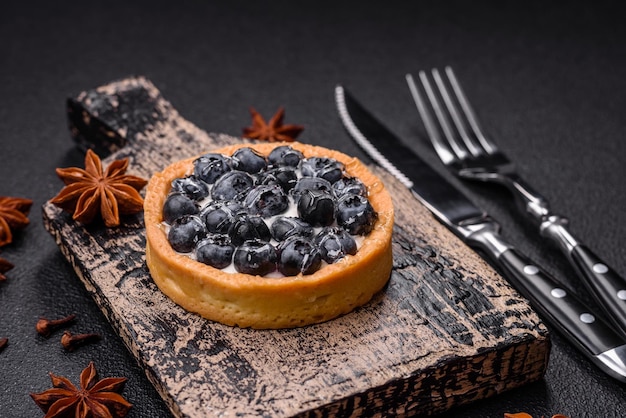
[
  {"xmin": 0, "ymin": 254, "xmax": 14, "ymax": 281},
  {"xmin": 0, "ymin": 196, "xmax": 33, "ymax": 247},
  {"xmin": 50, "ymin": 149, "xmax": 148, "ymax": 227},
  {"xmin": 242, "ymin": 107, "xmax": 304, "ymax": 142},
  {"xmin": 30, "ymin": 361, "xmax": 132, "ymax": 418}
]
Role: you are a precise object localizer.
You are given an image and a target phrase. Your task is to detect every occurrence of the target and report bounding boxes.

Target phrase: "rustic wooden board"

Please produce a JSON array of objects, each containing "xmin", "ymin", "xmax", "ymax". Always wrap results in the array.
[{"xmin": 43, "ymin": 77, "xmax": 550, "ymax": 417}]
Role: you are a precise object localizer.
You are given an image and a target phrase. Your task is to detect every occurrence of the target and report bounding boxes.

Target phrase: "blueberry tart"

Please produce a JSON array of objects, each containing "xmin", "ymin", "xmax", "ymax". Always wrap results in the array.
[{"xmin": 144, "ymin": 142, "xmax": 394, "ymax": 329}]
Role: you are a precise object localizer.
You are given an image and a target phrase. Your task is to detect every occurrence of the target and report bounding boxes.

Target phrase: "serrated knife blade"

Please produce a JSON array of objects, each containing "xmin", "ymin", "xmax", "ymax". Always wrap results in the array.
[{"xmin": 335, "ymin": 84, "xmax": 626, "ymax": 382}]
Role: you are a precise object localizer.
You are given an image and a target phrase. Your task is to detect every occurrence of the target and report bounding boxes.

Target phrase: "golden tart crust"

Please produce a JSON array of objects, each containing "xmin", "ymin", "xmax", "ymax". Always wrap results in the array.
[{"xmin": 144, "ymin": 142, "xmax": 394, "ymax": 329}]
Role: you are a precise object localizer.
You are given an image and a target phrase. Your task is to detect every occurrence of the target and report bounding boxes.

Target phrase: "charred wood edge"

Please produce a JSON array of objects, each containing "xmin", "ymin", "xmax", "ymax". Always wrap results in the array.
[
  {"xmin": 295, "ymin": 337, "xmax": 550, "ymax": 417},
  {"xmin": 42, "ymin": 76, "xmax": 550, "ymax": 417},
  {"xmin": 67, "ymin": 96, "xmax": 123, "ymax": 155}
]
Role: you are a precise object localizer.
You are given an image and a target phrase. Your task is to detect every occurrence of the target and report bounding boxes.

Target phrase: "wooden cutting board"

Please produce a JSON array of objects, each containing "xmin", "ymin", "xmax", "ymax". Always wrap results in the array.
[{"xmin": 42, "ymin": 77, "xmax": 550, "ymax": 418}]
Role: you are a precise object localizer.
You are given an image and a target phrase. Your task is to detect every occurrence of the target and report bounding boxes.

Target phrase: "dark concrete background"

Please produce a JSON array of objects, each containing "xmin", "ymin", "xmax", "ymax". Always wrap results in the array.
[{"xmin": 1, "ymin": 1, "xmax": 625, "ymax": 416}]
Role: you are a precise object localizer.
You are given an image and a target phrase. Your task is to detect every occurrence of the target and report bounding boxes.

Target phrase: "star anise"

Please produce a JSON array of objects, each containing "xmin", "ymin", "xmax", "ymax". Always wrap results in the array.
[
  {"xmin": 50, "ymin": 149, "xmax": 148, "ymax": 227},
  {"xmin": 0, "ymin": 254, "xmax": 13, "ymax": 281},
  {"xmin": 242, "ymin": 107, "xmax": 304, "ymax": 142},
  {"xmin": 30, "ymin": 362, "xmax": 132, "ymax": 418},
  {"xmin": 0, "ymin": 196, "xmax": 32, "ymax": 247}
]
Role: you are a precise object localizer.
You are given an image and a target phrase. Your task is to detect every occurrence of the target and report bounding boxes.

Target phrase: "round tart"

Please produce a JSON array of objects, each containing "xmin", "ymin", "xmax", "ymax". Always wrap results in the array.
[{"xmin": 144, "ymin": 142, "xmax": 394, "ymax": 329}]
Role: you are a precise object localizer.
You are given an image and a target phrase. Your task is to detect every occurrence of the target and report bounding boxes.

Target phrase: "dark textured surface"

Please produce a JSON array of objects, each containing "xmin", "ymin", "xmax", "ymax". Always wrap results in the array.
[{"xmin": 1, "ymin": 1, "xmax": 626, "ymax": 417}]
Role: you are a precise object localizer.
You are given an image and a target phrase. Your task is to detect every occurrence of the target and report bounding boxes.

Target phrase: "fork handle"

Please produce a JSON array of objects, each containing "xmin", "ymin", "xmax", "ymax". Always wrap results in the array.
[
  {"xmin": 572, "ymin": 245, "xmax": 626, "ymax": 335},
  {"xmin": 541, "ymin": 216, "xmax": 626, "ymax": 338}
]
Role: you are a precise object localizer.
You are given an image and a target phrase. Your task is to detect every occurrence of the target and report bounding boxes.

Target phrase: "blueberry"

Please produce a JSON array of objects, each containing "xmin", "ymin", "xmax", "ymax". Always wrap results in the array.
[
  {"xmin": 201, "ymin": 201, "xmax": 243, "ymax": 234},
  {"xmin": 233, "ymin": 239, "xmax": 277, "ymax": 276},
  {"xmin": 170, "ymin": 175, "xmax": 210, "ymax": 201},
  {"xmin": 211, "ymin": 170, "xmax": 254, "ymax": 201},
  {"xmin": 243, "ymin": 184, "xmax": 289, "ymax": 217},
  {"xmin": 314, "ymin": 227, "xmax": 357, "ymax": 263},
  {"xmin": 256, "ymin": 166, "xmax": 298, "ymax": 192},
  {"xmin": 336, "ymin": 194, "xmax": 377, "ymax": 235},
  {"xmin": 162, "ymin": 192, "xmax": 198, "ymax": 224},
  {"xmin": 300, "ymin": 157, "xmax": 344, "ymax": 183},
  {"xmin": 268, "ymin": 145, "xmax": 304, "ymax": 167},
  {"xmin": 291, "ymin": 177, "xmax": 333, "ymax": 202},
  {"xmin": 196, "ymin": 234, "xmax": 235, "ymax": 269},
  {"xmin": 333, "ymin": 177, "xmax": 367, "ymax": 198},
  {"xmin": 232, "ymin": 147, "xmax": 267, "ymax": 174},
  {"xmin": 228, "ymin": 214, "xmax": 271, "ymax": 246},
  {"xmin": 167, "ymin": 215, "xmax": 207, "ymax": 253},
  {"xmin": 270, "ymin": 216, "xmax": 314, "ymax": 241},
  {"xmin": 277, "ymin": 237, "xmax": 322, "ymax": 276},
  {"xmin": 297, "ymin": 190, "xmax": 335, "ymax": 227},
  {"xmin": 194, "ymin": 153, "xmax": 232, "ymax": 184}
]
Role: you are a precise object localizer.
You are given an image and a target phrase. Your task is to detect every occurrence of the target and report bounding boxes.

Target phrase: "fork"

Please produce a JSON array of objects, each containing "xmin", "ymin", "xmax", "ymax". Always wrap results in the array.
[{"xmin": 406, "ymin": 67, "xmax": 626, "ymax": 338}]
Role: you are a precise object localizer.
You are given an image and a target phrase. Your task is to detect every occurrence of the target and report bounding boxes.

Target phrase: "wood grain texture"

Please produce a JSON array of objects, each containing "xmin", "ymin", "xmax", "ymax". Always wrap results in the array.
[{"xmin": 44, "ymin": 76, "xmax": 550, "ymax": 417}]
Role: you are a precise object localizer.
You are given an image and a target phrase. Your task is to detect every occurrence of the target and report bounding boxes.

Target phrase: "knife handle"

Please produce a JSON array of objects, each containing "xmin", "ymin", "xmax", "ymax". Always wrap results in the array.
[
  {"xmin": 496, "ymin": 248, "xmax": 625, "ymax": 356},
  {"xmin": 541, "ymin": 216, "xmax": 626, "ymax": 338},
  {"xmin": 571, "ymin": 245, "xmax": 626, "ymax": 335}
]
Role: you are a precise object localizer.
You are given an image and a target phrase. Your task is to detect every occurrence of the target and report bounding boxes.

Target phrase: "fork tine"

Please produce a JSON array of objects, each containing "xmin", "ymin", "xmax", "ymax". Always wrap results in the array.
[
  {"xmin": 418, "ymin": 70, "xmax": 472, "ymax": 162},
  {"xmin": 432, "ymin": 68, "xmax": 483, "ymax": 158},
  {"xmin": 411, "ymin": 71, "xmax": 471, "ymax": 164},
  {"xmin": 406, "ymin": 73, "xmax": 459, "ymax": 165},
  {"xmin": 444, "ymin": 66, "xmax": 498, "ymax": 155}
]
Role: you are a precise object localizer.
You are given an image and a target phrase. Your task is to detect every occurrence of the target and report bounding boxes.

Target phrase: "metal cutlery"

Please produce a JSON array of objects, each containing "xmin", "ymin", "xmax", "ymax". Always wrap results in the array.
[
  {"xmin": 335, "ymin": 85, "xmax": 626, "ymax": 382},
  {"xmin": 406, "ymin": 67, "xmax": 626, "ymax": 339}
]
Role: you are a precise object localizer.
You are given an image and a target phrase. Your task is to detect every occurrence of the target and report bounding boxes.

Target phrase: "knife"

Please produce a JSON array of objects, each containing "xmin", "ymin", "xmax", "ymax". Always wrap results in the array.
[{"xmin": 335, "ymin": 85, "xmax": 626, "ymax": 382}]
